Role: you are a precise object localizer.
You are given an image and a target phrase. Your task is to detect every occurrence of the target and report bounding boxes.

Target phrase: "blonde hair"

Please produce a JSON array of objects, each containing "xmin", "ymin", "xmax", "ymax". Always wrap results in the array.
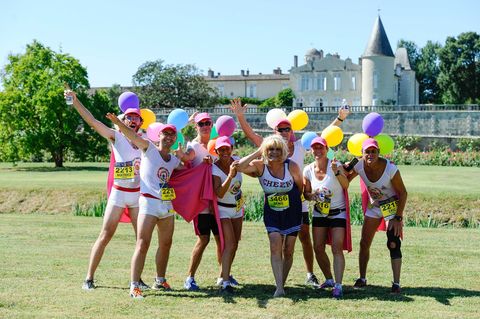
[{"xmin": 261, "ymin": 135, "xmax": 289, "ymax": 164}]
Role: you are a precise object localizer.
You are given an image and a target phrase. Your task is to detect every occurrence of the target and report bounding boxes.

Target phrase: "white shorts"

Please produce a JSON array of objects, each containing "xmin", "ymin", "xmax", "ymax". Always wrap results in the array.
[
  {"xmin": 139, "ymin": 196, "xmax": 175, "ymax": 219},
  {"xmin": 365, "ymin": 206, "xmax": 383, "ymax": 219},
  {"xmin": 107, "ymin": 187, "xmax": 139, "ymax": 208},
  {"xmin": 218, "ymin": 205, "xmax": 244, "ymax": 219},
  {"xmin": 301, "ymin": 199, "xmax": 308, "ymax": 213}
]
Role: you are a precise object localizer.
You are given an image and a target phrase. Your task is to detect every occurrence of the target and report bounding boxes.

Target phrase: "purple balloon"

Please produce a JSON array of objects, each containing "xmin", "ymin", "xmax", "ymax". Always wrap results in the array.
[
  {"xmin": 362, "ymin": 112, "xmax": 384, "ymax": 137},
  {"xmin": 118, "ymin": 92, "xmax": 139, "ymax": 112},
  {"xmin": 216, "ymin": 115, "xmax": 237, "ymax": 137}
]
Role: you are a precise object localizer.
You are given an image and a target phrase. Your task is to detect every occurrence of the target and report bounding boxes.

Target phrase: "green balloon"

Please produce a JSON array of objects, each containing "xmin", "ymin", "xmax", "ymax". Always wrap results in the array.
[
  {"xmin": 374, "ymin": 134, "xmax": 394, "ymax": 155},
  {"xmin": 172, "ymin": 131, "xmax": 185, "ymax": 150},
  {"xmin": 210, "ymin": 125, "xmax": 219, "ymax": 139},
  {"xmin": 327, "ymin": 148, "xmax": 335, "ymax": 160}
]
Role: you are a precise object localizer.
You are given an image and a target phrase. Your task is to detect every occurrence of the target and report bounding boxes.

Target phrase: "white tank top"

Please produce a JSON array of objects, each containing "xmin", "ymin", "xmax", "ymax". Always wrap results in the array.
[
  {"xmin": 303, "ymin": 161, "xmax": 346, "ymax": 217},
  {"xmin": 186, "ymin": 140, "xmax": 218, "ymax": 168},
  {"xmin": 140, "ymin": 142, "xmax": 180, "ymax": 198},
  {"xmin": 111, "ymin": 131, "xmax": 142, "ymax": 188},
  {"xmin": 289, "ymin": 140, "xmax": 306, "ymax": 172},
  {"xmin": 354, "ymin": 159, "xmax": 399, "ymax": 207},
  {"xmin": 259, "ymin": 161, "xmax": 294, "ymax": 194},
  {"xmin": 212, "ymin": 156, "xmax": 242, "ymax": 205}
]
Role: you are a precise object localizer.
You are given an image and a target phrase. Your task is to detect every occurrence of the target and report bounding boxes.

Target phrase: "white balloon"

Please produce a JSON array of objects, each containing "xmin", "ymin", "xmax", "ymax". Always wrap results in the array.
[{"xmin": 266, "ymin": 108, "xmax": 287, "ymax": 129}]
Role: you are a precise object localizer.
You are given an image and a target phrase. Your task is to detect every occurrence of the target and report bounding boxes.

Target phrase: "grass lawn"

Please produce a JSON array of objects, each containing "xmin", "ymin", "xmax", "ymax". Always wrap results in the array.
[{"xmin": 0, "ymin": 214, "xmax": 479, "ymax": 318}]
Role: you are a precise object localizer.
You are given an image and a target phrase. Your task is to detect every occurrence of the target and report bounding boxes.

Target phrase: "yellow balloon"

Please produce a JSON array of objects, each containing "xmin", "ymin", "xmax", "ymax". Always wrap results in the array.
[
  {"xmin": 321, "ymin": 126, "xmax": 344, "ymax": 147},
  {"xmin": 347, "ymin": 133, "xmax": 369, "ymax": 156},
  {"xmin": 287, "ymin": 110, "xmax": 309, "ymax": 131},
  {"xmin": 140, "ymin": 109, "xmax": 156, "ymax": 129}
]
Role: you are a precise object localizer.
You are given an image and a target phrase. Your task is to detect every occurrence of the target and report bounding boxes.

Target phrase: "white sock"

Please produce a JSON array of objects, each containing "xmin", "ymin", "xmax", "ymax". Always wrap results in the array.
[
  {"xmin": 156, "ymin": 277, "xmax": 165, "ymax": 283},
  {"xmin": 335, "ymin": 283, "xmax": 342, "ymax": 289},
  {"xmin": 130, "ymin": 281, "xmax": 139, "ymax": 288},
  {"xmin": 222, "ymin": 281, "xmax": 230, "ymax": 289},
  {"xmin": 307, "ymin": 272, "xmax": 314, "ymax": 278}
]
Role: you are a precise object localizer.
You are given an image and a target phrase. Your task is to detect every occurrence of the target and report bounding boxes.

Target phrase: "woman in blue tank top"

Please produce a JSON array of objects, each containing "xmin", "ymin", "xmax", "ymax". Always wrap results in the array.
[{"xmin": 238, "ymin": 135, "xmax": 303, "ymax": 298}]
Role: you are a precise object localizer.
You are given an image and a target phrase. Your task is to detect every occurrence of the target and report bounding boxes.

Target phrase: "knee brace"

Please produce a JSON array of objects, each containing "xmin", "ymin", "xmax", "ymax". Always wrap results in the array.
[{"xmin": 386, "ymin": 229, "xmax": 402, "ymax": 259}]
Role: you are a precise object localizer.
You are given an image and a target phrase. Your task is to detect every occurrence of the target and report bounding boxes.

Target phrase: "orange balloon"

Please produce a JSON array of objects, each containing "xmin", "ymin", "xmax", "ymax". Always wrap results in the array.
[{"xmin": 207, "ymin": 138, "xmax": 217, "ymax": 156}]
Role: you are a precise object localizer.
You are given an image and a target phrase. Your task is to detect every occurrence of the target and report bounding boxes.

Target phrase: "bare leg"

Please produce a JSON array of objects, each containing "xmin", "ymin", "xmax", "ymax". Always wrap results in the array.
[
  {"xmin": 220, "ymin": 219, "xmax": 237, "ymax": 282},
  {"xmin": 130, "ymin": 214, "xmax": 157, "ymax": 282},
  {"xmin": 128, "ymin": 207, "xmax": 140, "ymax": 237},
  {"xmin": 359, "ymin": 217, "xmax": 382, "ymax": 279},
  {"xmin": 331, "ymin": 227, "xmax": 345, "ymax": 284},
  {"xmin": 268, "ymin": 232, "xmax": 284, "ymax": 297},
  {"xmin": 312, "ymin": 226, "xmax": 333, "ymax": 280},
  {"xmin": 187, "ymin": 235, "xmax": 210, "ymax": 277},
  {"xmin": 155, "ymin": 215, "xmax": 175, "ymax": 278},
  {"xmin": 282, "ymin": 235, "xmax": 297, "ymax": 285},
  {"xmin": 85, "ymin": 203, "xmax": 124, "ymax": 280},
  {"xmin": 298, "ymin": 223, "xmax": 314, "ymax": 274}
]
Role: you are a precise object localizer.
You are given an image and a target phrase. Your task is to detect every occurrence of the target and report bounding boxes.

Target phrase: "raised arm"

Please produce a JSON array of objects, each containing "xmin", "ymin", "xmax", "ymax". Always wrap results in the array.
[
  {"xmin": 230, "ymin": 98, "xmax": 263, "ymax": 147},
  {"xmin": 64, "ymin": 90, "xmax": 115, "ymax": 140},
  {"xmin": 331, "ymin": 160, "xmax": 350, "ymax": 190},
  {"xmin": 328, "ymin": 105, "xmax": 351, "ymax": 127},
  {"xmin": 237, "ymin": 148, "xmax": 262, "ymax": 177},
  {"xmin": 105, "ymin": 113, "xmax": 149, "ymax": 151}
]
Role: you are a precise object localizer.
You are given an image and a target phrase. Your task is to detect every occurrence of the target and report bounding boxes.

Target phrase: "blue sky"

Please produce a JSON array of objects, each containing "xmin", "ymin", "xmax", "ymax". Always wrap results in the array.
[{"xmin": 1, "ymin": 0, "xmax": 478, "ymax": 87}]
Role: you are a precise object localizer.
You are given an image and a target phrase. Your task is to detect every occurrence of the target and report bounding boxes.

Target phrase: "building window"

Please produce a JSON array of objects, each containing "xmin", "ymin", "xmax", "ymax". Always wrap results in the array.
[
  {"xmin": 351, "ymin": 75, "xmax": 356, "ymax": 91},
  {"xmin": 217, "ymin": 84, "xmax": 225, "ymax": 97},
  {"xmin": 296, "ymin": 98, "xmax": 304, "ymax": 108},
  {"xmin": 373, "ymin": 71, "xmax": 378, "ymax": 90},
  {"xmin": 334, "ymin": 74, "xmax": 341, "ymax": 91},
  {"xmin": 301, "ymin": 75, "xmax": 309, "ymax": 91},
  {"xmin": 282, "ymin": 83, "xmax": 289, "ymax": 90},
  {"xmin": 247, "ymin": 84, "xmax": 256, "ymax": 98}
]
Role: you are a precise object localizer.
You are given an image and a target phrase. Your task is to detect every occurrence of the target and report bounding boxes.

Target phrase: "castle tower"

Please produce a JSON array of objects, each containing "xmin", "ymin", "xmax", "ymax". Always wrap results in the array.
[{"xmin": 361, "ymin": 16, "xmax": 395, "ymax": 106}]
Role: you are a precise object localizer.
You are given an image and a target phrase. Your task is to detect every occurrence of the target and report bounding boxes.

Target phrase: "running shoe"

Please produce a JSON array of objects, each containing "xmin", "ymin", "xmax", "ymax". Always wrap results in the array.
[
  {"xmin": 152, "ymin": 279, "xmax": 172, "ymax": 291},
  {"xmin": 220, "ymin": 285, "xmax": 234, "ymax": 294},
  {"xmin": 82, "ymin": 279, "xmax": 95, "ymax": 291},
  {"xmin": 353, "ymin": 278, "xmax": 367, "ymax": 289},
  {"xmin": 319, "ymin": 280, "xmax": 335, "ymax": 289},
  {"xmin": 305, "ymin": 274, "xmax": 320, "ymax": 288},
  {"xmin": 391, "ymin": 282, "xmax": 401, "ymax": 294},
  {"xmin": 332, "ymin": 286, "xmax": 343, "ymax": 299},
  {"xmin": 216, "ymin": 277, "xmax": 223, "ymax": 287},
  {"xmin": 138, "ymin": 279, "xmax": 150, "ymax": 290},
  {"xmin": 228, "ymin": 275, "xmax": 239, "ymax": 287},
  {"xmin": 184, "ymin": 277, "xmax": 200, "ymax": 291},
  {"xmin": 130, "ymin": 286, "xmax": 144, "ymax": 299}
]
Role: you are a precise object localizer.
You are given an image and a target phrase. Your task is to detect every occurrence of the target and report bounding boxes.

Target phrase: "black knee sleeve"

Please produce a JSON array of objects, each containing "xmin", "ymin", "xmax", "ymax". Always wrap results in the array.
[{"xmin": 386, "ymin": 229, "xmax": 402, "ymax": 259}]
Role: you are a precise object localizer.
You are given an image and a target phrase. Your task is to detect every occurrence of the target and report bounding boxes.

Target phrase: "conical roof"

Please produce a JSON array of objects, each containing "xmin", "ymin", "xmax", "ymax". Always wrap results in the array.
[{"xmin": 363, "ymin": 16, "xmax": 394, "ymax": 57}]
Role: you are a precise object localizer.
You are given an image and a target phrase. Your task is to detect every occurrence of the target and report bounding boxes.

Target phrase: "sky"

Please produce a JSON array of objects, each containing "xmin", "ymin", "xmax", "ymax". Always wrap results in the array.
[{"xmin": 1, "ymin": 0, "xmax": 478, "ymax": 88}]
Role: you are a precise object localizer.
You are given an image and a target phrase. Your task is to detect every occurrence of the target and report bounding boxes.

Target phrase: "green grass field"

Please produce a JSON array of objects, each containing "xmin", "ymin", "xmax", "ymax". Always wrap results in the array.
[{"xmin": 0, "ymin": 214, "xmax": 479, "ymax": 319}]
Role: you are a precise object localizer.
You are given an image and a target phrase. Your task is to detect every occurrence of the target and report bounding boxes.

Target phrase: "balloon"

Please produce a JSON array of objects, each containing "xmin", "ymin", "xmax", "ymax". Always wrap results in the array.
[
  {"xmin": 374, "ymin": 134, "xmax": 395, "ymax": 155},
  {"xmin": 266, "ymin": 108, "xmax": 287, "ymax": 129},
  {"xmin": 210, "ymin": 125, "xmax": 219, "ymax": 139},
  {"xmin": 140, "ymin": 109, "xmax": 156, "ymax": 129},
  {"xmin": 229, "ymin": 136, "xmax": 235, "ymax": 146},
  {"xmin": 216, "ymin": 115, "xmax": 237, "ymax": 137},
  {"xmin": 207, "ymin": 138, "xmax": 217, "ymax": 156},
  {"xmin": 172, "ymin": 131, "xmax": 184, "ymax": 150},
  {"xmin": 118, "ymin": 92, "xmax": 139, "ymax": 112},
  {"xmin": 301, "ymin": 132, "xmax": 318, "ymax": 150},
  {"xmin": 146, "ymin": 122, "xmax": 163, "ymax": 142},
  {"xmin": 362, "ymin": 112, "xmax": 384, "ymax": 137},
  {"xmin": 167, "ymin": 109, "xmax": 189, "ymax": 130},
  {"xmin": 287, "ymin": 110, "xmax": 309, "ymax": 131},
  {"xmin": 327, "ymin": 148, "xmax": 335, "ymax": 160},
  {"xmin": 347, "ymin": 133, "xmax": 369, "ymax": 156},
  {"xmin": 321, "ymin": 126, "xmax": 344, "ymax": 147}
]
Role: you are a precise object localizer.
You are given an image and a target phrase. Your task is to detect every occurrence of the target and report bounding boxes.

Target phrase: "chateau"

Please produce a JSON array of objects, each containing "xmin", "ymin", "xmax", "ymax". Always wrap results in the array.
[{"xmin": 205, "ymin": 16, "xmax": 419, "ymax": 107}]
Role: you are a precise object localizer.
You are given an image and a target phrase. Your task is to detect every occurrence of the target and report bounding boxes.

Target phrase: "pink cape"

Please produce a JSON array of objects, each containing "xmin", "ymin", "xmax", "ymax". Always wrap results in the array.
[{"xmin": 325, "ymin": 190, "xmax": 353, "ymax": 252}]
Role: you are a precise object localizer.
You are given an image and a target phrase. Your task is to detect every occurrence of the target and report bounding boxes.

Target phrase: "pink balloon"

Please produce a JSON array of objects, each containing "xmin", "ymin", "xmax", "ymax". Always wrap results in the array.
[
  {"xmin": 215, "ymin": 115, "xmax": 236, "ymax": 137},
  {"xmin": 146, "ymin": 122, "xmax": 163, "ymax": 142}
]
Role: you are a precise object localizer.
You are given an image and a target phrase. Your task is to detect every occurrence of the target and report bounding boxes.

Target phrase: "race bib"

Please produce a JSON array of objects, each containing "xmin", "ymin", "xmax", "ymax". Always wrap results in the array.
[
  {"xmin": 114, "ymin": 161, "xmax": 134, "ymax": 180},
  {"xmin": 160, "ymin": 188, "xmax": 176, "ymax": 201},
  {"xmin": 315, "ymin": 198, "xmax": 331, "ymax": 216},
  {"xmin": 235, "ymin": 192, "xmax": 244, "ymax": 213},
  {"xmin": 267, "ymin": 193, "xmax": 289, "ymax": 211},
  {"xmin": 301, "ymin": 194, "xmax": 306, "ymax": 202},
  {"xmin": 379, "ymin": 197, "xmax": 398, "ymax": 221}
]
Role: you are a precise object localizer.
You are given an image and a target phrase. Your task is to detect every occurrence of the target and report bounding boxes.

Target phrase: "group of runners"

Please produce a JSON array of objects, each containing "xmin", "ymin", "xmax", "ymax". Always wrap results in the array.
[{"xmin": 65, "ymin": 90, "xmax": 407, "ymax": 299}]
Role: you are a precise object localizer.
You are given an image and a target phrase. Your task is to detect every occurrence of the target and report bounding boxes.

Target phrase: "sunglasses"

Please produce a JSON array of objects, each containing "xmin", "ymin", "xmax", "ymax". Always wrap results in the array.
[
  {"xmin": 161, "ymin": 131, "xmax": 177, "ymax": 137},
  {"xmin": 276, "ymin": 127, "xmax": 291, "ymax": 133},
  {"xmin": 268, "ymin": 147, "xmax": 282, "ymax": 152},
  {"xmin": 125, "ymin": 115, "xmax": 141, "ymax": 121},
  {"xmin": 364, "ymin": 149, "xmax": 379, "ymax": 154},
  {"xmin": 197, "ymin": 121, "xmax": 212, "ymax": 127}
]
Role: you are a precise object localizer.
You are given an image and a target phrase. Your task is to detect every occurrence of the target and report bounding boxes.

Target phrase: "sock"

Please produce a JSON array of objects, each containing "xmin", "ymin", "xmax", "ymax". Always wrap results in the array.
[
  {"xmin": 222, "ymin": 281, "xmax": 230, "ymax": 289},
  {"xmin": 130, "ymin": 281, "xmax": 139, "ymax": 288},
  {"xmin": 335, "ymin": 283, "xmax": 342, "ymax": 289},
  {"xmin": 326, "ymin": 278, "xmax": 334, "ymax": 284},
  {"xmin": 307, "ymin": 272, "xmax": 314, "ymax": 279},
  {"xmin": 186, "ymin": 276, "xmax": 194, "ymax": 282},
  {"xmin": 393, "ymin": 282, "xmax": 400, "ymax": 286},
  {"xmin": 156, "ymin": 277, "xmax": 165, "ymax": 283},
  {"xmin": 360, "ymin": 278, "xmax": 366, "ymax": 282}
]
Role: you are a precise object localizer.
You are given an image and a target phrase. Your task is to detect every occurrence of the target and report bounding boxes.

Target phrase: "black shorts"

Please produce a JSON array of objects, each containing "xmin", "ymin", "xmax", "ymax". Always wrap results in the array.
[
  {"xmin": 312, "ymin": 217, "xmax": 347, "ymax": 228},
  {"xmin": 302, "ymin": 211, "xmax": 310, "ymax": 225},
  {"xmin": 197, "ymin": 214, "xmax": 219, "ymax": 236}
]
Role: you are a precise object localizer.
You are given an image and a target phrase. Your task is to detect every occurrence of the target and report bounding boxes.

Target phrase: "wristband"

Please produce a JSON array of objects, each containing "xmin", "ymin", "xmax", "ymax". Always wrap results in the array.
[
  {"xmin": 337, "ymin": 117, "xmax": 344, "ymax": 122},
  {"xmin": 394, "ymin": 215, "xmax": 403, "ymax": 221}
]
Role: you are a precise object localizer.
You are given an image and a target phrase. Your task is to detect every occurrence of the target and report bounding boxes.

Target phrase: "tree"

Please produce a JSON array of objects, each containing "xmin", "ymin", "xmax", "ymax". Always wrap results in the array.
[
  {"xmin": 438, "ymin": 32, "xmax": 480, "ymax": 104},
  {"xmin": 132, "ymin": 60, "xmax": 218, "ymax": 109},
  {"xmin": 417, "ymin": 41, "xmax": 442, "ymax": 103},
  {"xmin": 0, "ymin": 40, "xmax": 113, "ymax": 167}
]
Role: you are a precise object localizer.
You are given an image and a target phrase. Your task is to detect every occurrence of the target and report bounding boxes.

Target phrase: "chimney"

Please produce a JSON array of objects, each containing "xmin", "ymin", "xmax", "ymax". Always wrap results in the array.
[
  {"xmin": 246, "ymin": 69, "xmax": 249, "ymax": 76},
  {"xmin": 294, "ymin": 55, "xmax": 298, "ymax": 67},
  {"xmin": 273, "ymin": 67, "xmax": 282, "ymax": 75},
  {"xmin": 240, "ymin": 70, "xmax": 245, "ymax": 76},
  {"xmin": 207, "ymin": 69, "xmax": 214, "ymax": 78},
  {"xmin": 217, "ymin": 72, "xmax": 221, "ymax": 77}
]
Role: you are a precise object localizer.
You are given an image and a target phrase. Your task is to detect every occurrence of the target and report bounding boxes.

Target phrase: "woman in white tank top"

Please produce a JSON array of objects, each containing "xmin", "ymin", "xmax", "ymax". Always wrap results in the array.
[
  {"xmin": 107, "ymin": 114, "xmax": 186, "ymax": 299},
  {"xmin": 348, "ymin": 138, "xmax": 407, "ymax": 294},
  {"xmin": 238, "ymin": 135, "xmax": 303, "ymax": 298}
]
